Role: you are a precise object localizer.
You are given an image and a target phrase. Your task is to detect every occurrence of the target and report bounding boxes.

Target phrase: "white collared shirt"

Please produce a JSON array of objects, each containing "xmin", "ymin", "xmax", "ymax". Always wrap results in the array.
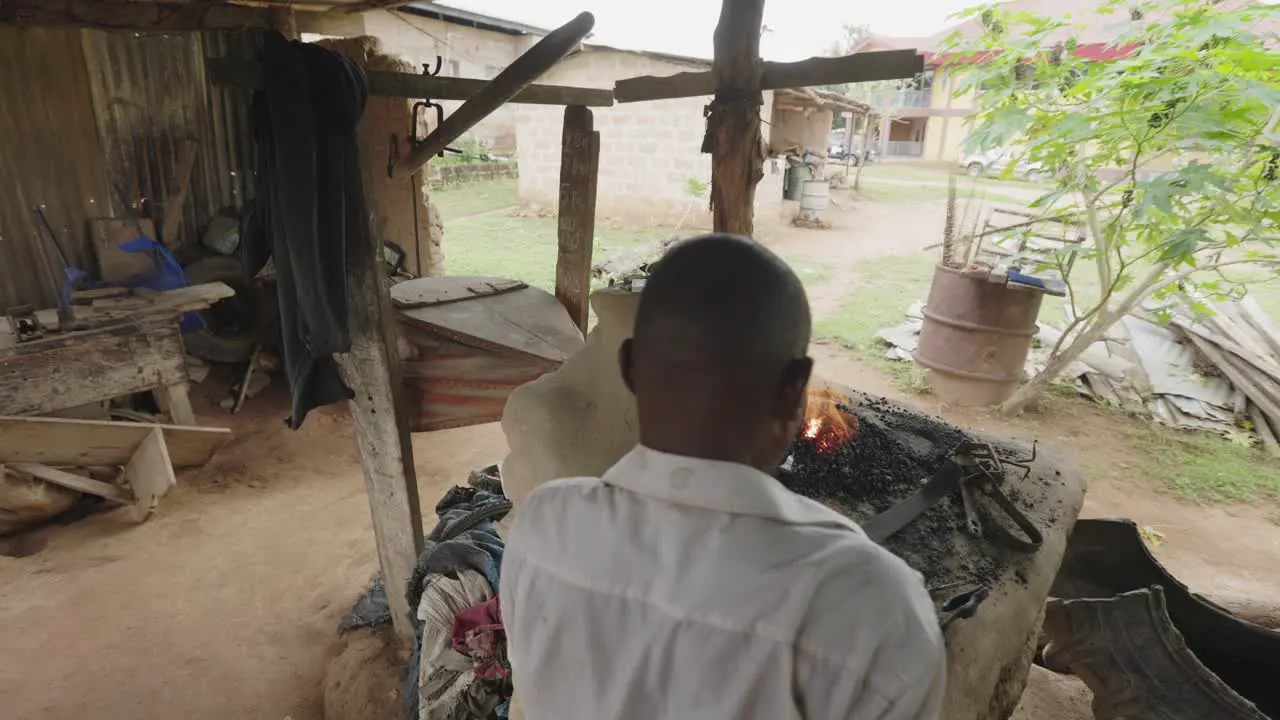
[{"xmin": 500, "ymin": 445, "xmax": 946, "ymax": 720}]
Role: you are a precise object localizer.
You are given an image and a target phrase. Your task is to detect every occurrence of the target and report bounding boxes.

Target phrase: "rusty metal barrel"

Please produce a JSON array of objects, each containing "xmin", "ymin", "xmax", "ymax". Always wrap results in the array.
[{"xmin": 914, "ymin": 264, "xmax": 1044, "ymax": 406}]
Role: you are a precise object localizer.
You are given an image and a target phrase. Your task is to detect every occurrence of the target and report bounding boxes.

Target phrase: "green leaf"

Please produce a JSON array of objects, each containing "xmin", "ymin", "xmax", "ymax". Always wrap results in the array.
[{"xmin": 1159, "ymin": 226, "xmax": 1210, "ymax": 262}]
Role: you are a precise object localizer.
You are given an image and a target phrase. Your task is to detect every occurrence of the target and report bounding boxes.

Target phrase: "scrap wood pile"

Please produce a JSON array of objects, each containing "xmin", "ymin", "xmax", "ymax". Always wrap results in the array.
[
  {"xmin": 0, "ymin": 415, "xmax": 231, "ymax": 540},
  {"xmin": 874, "ymin": 295, "xmax": 1280, "ymax": 453},
  {"xmin": 591, "ymin": 237, "xmax": 675, "ymax": 291}
]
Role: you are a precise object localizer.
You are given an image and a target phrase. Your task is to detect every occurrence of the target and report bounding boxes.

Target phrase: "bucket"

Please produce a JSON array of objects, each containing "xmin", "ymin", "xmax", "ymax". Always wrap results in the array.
[
  {"xmin": 914, "ymin": 264, "xmax": 1044, "ymax": 406},
  {"xmin": 798, "ymin": 180, "xmax": 830, "ymax": 223}
]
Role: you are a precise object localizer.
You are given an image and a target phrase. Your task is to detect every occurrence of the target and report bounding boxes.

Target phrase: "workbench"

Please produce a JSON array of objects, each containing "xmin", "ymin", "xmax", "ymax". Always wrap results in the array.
[{"xmin": 0, "ymin": 283, "xmax": 234, "ymax": 424}]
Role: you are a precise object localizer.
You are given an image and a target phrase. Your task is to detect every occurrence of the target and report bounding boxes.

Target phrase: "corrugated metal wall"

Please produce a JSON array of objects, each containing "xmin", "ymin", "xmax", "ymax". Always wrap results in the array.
[
  {"xmin": 0, "ymin": 26, "xmax": 259, "ymax": 309},
  {"xmin": 0, "ymin": 26, "xmax": 115, "ymax": 309}
]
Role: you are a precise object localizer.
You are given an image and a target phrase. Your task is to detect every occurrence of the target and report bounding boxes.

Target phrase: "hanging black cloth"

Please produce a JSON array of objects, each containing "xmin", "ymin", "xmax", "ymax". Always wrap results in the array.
[{"xmin": 247, "ymin": 34, "xmax": 369, "ymax": 429}]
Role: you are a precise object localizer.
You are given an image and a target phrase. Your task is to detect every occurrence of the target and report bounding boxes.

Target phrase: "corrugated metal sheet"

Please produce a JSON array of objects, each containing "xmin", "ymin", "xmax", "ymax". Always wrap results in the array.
[
  {"xmin": 81, "ymin": 29, "xmax": 259, "ymax": 258},
  {"xmin": 0, "ymin": 26, "xmax": 259, "ymax": 309},
  {"xmin": 0, "ymin": 26, "xmax": 114, "ymax": 309}
]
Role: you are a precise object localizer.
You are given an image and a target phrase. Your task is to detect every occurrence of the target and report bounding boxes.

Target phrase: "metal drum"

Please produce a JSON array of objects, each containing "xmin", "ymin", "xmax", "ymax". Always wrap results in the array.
[
  {"xmin": 914, "ymin": 264, "xmax": 1044, "ymax": 406},
  {"xmin": 798, "ymin": 180, "xmax": 830, "ymax": 223}
]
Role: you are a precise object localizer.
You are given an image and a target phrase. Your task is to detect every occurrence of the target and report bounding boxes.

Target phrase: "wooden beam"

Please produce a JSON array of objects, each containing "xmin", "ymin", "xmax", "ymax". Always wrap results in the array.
[
  {"xmin": 0, "ymin": 0, "xmax": 271, "ymax": 30},
  {"xmin": 341, "ymin": 0, "xmax": 419, "ymax": 12},
  {"xmin": 554, "ymin": 106, "xmax": 600, "ymax": 332},
  {"xmin": 0, "ymin": 415, "xmax": 229, "ymax": 468},
  {"xmin": 708, "ymin": 0, "xmax": 766, "ymax": 235},
  {"xmin": 206, "ymin": 58, "xmax": 614, "ymax": 107},
  {"xmin": 11, "ymin": 463, "xmax": 133, "ymax": 504},
  {"xmin": 394, "ymin": 11, "xmax": 595, "ymax": 177},
  {"xmin": 335, "ymin": 150, "xmax": 425, "ymax": 641},
  {"xmin": 614, "ymin": 50, "xmax": 924, "ymax": 104}
]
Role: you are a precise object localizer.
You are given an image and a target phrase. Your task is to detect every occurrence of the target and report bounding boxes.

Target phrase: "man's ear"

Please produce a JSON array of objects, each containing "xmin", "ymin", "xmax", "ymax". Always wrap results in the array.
[
  {"xmin": 776, "ymin": 356, "xmax": 814, "ymax": 420},
  {"xmin": 618, "ymin": 338, "xmax": 636, "ymax": 394}
]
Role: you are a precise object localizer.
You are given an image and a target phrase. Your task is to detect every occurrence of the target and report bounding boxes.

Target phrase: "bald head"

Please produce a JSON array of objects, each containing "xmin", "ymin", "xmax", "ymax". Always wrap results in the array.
[{"xmin": 620, "ymin": 234, "xmax": 814, "ymax": 471}]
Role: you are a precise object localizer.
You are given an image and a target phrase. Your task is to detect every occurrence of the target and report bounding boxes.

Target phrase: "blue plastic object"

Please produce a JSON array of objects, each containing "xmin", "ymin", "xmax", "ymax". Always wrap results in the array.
[{"xmin": 117, "ymin": 235, "xmax": 207, "ymax": 333}]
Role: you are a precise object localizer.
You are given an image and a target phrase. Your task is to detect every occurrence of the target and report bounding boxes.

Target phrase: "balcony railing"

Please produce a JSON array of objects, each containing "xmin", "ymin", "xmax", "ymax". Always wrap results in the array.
[
  {"xmin": 900, "ymin": 88, "xmax": 933, "ymax": 108},
  {"xmin": 885, "ymin": 141, "xmax": 925, "ymax": 157}
]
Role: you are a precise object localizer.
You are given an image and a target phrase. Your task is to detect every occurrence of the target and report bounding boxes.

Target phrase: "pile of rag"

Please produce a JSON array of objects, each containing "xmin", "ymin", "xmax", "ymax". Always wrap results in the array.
[{"xmin": 344, "ymin": 485, "xmax": 513, "ymax": 720}]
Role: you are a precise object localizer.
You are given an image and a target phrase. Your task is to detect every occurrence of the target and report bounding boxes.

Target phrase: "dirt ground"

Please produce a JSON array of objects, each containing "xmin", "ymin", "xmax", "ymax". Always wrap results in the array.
[{"xmin": 3, "ymin": 193, "xmax": 1279, "ymax": 719}]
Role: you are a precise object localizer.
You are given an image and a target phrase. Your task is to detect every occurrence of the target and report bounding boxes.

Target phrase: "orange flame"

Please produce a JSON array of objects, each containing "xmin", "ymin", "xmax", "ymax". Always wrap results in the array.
[{"xmin": 802, "ymin": 386, "xmax": 857, "ymax": 454}]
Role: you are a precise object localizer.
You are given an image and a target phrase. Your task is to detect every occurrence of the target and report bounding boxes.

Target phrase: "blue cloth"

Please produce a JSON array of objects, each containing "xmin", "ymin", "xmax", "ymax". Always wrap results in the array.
[{"xmin": 118, "ymin": 235, "xmax": 205, "ymax": 333}]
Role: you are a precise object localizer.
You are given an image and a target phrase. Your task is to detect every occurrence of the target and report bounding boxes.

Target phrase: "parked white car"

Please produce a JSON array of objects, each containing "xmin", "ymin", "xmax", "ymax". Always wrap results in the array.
[{"xmin": 960, "ymin": 148, "xmax": 1047, "ymax": 180}]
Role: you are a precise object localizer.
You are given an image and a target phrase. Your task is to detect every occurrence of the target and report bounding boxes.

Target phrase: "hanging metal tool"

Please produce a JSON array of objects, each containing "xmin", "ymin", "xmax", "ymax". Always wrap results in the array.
[
  {"xmin": 409, "ymin": 55, "xmax": 463, "ymax": 159},
  {"xmin": 394, "ymin": 11, "xmax": 595, "ymax": 177},
  {"xmin": 31, "ymin": 205, "xmax": 79, "ymax": 329}
]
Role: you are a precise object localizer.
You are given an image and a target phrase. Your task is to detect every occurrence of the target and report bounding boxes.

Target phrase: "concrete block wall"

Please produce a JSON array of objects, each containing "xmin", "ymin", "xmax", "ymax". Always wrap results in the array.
[
  {"xmin": 516, "ymin": 49, "xmax": 779, "ymax": 228},
  {"xmin": 769, "ymin": 104, "xmax": 834, "ymax": 156}
]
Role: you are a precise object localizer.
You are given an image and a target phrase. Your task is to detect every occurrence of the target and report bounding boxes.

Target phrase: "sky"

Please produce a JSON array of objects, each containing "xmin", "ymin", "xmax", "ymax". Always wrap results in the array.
[{"xmin": 443, "ymin": 0, "xmax": 979, "ymax": 61}]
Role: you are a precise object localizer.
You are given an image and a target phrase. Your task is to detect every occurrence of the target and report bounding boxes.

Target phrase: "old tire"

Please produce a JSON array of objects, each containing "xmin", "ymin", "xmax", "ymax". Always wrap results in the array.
[
  {"xmin": 967, "ymin": 162, "xmax": 985, "ymax": 177},
  {"xmin": 182, "ymin": 256, "xmax": 261, "ymax": 364}
]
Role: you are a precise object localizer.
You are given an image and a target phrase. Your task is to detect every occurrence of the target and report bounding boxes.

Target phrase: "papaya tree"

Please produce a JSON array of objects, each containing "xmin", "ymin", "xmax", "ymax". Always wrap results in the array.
[{"xmin": 940, "ymin": 0, "xmax": 1280, "ymax": 414}]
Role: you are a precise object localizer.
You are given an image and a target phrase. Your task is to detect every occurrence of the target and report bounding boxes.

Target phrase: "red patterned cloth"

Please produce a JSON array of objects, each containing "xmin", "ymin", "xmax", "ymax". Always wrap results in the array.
[{"xmin": 451, "ymin": 596, "xmax": 509, "ymax": 679}]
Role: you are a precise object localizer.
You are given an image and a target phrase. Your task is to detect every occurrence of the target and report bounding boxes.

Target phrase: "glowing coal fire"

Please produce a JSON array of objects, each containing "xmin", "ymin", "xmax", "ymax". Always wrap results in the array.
[{"xmin": 802, "ymin": 386, "xmax": 858, "ymax": 455}]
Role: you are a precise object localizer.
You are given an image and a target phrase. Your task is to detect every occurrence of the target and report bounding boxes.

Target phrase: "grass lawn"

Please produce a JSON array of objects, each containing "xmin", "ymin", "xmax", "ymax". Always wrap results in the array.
[
  {"xmin": 431, "ymin": 178, "xmax": 519, "ymax": 221},
  {"xmin": 813, "ymin": 253, "xmax": 1280, "ymax": 505},
  {"xmin": 444, "ymin": 211, "xmax": 666, "ymax": 292}
]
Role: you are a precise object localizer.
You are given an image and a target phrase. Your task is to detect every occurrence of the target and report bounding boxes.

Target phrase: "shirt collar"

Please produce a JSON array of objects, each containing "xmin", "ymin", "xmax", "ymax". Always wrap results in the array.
[{"xmin": 600, "ymin": 445, "xmax": 861, "ymax": 533}]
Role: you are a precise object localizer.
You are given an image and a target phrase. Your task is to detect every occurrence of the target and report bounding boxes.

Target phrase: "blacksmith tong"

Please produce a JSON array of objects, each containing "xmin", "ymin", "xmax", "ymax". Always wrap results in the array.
[{"xmin": 861, "ymin": 440, "xmax": 1043, "ymax": 552}]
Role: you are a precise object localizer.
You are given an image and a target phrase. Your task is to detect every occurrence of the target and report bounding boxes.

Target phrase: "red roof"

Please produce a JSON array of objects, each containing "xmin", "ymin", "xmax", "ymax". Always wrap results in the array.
[{"xmin": 857, "ymin": 0, "xmax": 1273, "ymax": 67}]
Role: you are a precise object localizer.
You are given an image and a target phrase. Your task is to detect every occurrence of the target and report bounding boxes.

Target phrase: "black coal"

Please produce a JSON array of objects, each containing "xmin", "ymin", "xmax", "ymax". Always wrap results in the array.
[{"xmin": 778, "ymin": 395, "xmax": 1009, "ymax": 589}]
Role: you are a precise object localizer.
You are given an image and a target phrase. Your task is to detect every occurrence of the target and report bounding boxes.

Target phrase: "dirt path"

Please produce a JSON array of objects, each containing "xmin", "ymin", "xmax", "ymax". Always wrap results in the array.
[{"xmin": 757, "ymin": 192, "xmax": 945, "ymax": 317}]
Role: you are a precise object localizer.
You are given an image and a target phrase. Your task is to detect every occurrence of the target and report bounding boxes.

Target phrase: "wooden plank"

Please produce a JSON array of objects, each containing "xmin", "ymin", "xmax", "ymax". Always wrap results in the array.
[
  {"xmin": 1185, "ymin": 334, "xmax": 1280, "ymax": 423},
  {"xmin": 123, "ymin": 427, "xmax": 176, "ymax": 522},
  {"xmin": 1239, "ymin": 297, "xmax": 1280, "ymax": 359},
  {"xmin": 0, "ymin": 0, "xmax": 272, "ymax": 30},
  {"xmin": 206, "ymin": 59, "xmax": 615, "ymax": 107},
  {"xmin": 159, "ymin": 139, "xmax": 199, "ymax": 250},
  {"xmin": 154, "ymin": 382, "xmax": 197, "ymax": 426},
  {"xmin": 10, "ymin": 463, "xmax": 133, "ymax": 504},
  {"xmin": 341, "ymin": 0, "xmax": 419, "ymax": 12},
  {"xmin": 395, "ymin": 12, "xmax": 597, "ymax": 177},
  {"xmin": 0, "ymin": 416, "xmax": 230, "ymax": 469},
  {"xmin": 90, "ymin": 218, "xmax": 156, "ymax": 285},
  {"xmin": 614, "ymin": 49, "xmax": 924, "ymax": 103},
  {"xmin": 1249, "ymin": 403, "xmax": 1280, "ymax": 458},
  {"xmin": 398, "ymin": 285, "xmax": 586, "ymax": 363},
  {"xmin": 89, "ymin": 282, "xmax": 234, "ymax": 318},
  {"xmin": 0, "ymin": 322, "xmax": 188, "ymax": 416},
  {"xmin": 708, "ymin": 0, "xmax": 767, "ymax": 235},
  {"xmin": 555, "ymin": 106, "xmax": 600, "ymax": 332},
  {"xmin": 1176, "ymin": 318, "xmax": 1280, "ymax": 384},
  {"xmin": 337, "ymin": 149, "xmax": 425, "ymax": 641},
  {"xmin": 369, "ymin": 72, "xmax": 613, "ymax": 107},
  {"xmin": 389, "ymin": 277, "xmax": 526, "ymax": 309}
]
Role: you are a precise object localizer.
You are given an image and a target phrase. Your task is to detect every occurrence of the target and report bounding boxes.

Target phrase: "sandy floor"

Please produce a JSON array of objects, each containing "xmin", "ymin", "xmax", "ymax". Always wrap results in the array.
[{"xmin": 3, "ymin": 194, "xmax": 1279, "ymax": 718}]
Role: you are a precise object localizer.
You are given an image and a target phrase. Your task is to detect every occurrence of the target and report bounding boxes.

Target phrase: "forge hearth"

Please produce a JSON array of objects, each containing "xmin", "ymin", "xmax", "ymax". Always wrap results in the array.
[
  {"xmin": 779, "ymin": 386, "xmax": 1057, "ymax": 595},
  {"xmin": 501, "ymin": 288, "xmax": 1087, "ymax": 720}
]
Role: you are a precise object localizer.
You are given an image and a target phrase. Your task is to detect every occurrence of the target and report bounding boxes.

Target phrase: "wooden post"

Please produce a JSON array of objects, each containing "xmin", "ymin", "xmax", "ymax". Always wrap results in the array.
[
  {"xmin": 855, "ymin": 113, "xmax": 874, "ymax": 191},
  {"xmin": 335, "ymin": 167, "xmax": 426, "ymax": 641},
  {"xmin": 555, "ymin": 106, "xmax": 600, "ymax": 332},
  {"xmin": 707, "ymin": 0, "xmax": 767, "ymax": 235}
]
